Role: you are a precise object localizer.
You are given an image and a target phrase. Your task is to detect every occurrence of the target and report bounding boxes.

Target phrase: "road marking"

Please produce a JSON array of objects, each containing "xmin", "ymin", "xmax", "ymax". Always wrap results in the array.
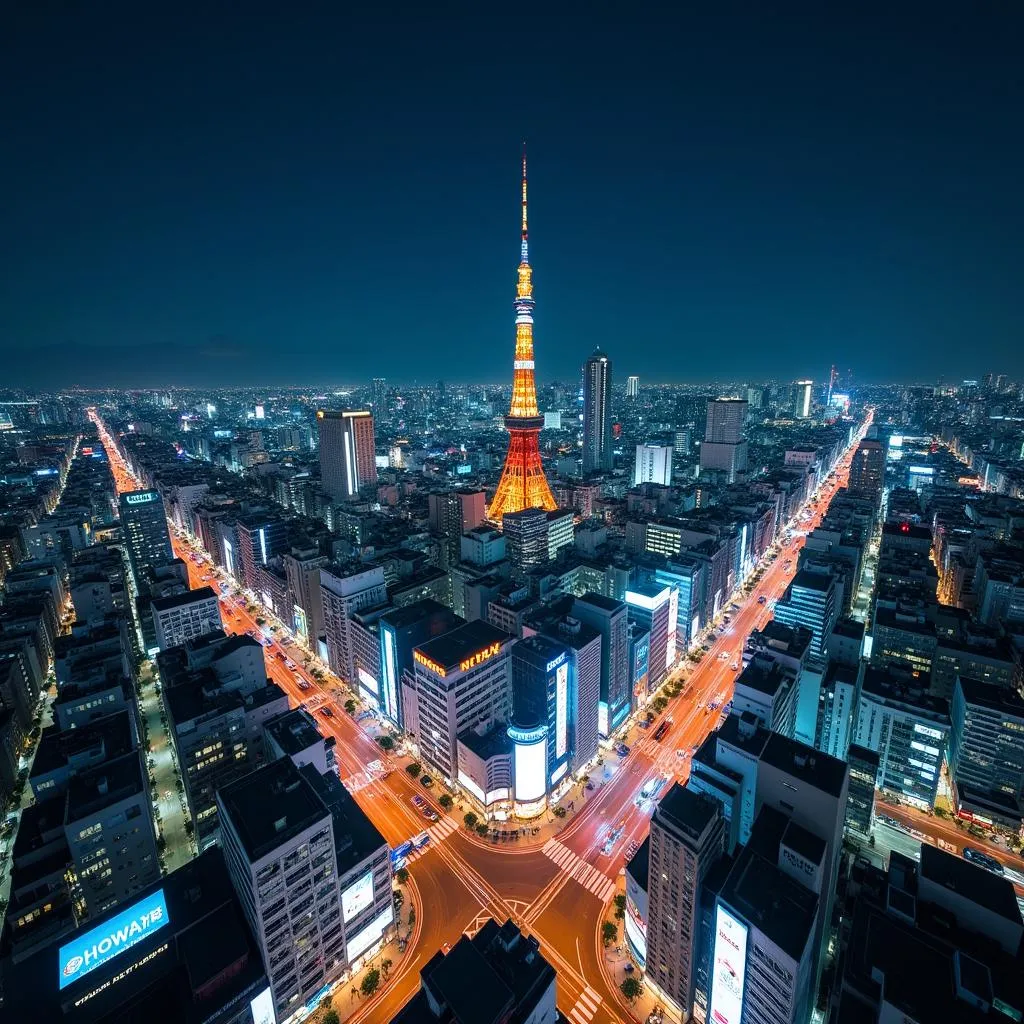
[
  {"xmin": 543, "ymin": 840, "xmax": 616, "ymax": 902},
  {"xmin": 427, "ymin": 815, "xmax": 460, "ymax": 843},
  {"xmin": 568, "ymin": 986, "xmax": 601, "ymax": 1024},
  {"xmin": 342, "ymin": 770, "xmax": 375, "ymax": 793}
]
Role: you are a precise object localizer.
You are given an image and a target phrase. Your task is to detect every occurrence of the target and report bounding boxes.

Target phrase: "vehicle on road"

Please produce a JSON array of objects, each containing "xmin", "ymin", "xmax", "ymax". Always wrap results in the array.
[
  {"xmin": 423, "ymin": 808, "xmax": 439, "ymax": 822},
  {"xmin": 319, "ymin": 706, "xmax": 334, "ymax": 718},
  {"xmin": 653, "ymin": 720, "xmax": 669, "ymax": 742},
  {"xmin": 616, "ymin": 743, "xmax": 631, "ymax": 757},
  {"xmin": 963, "ymin": 846, "xmax": 1004, "ymax": 875},
  {"xmin": 757, "ymin": 595, "xmax": 767, "ymax": 604},
  {"xmin": 412, "ymin": 795, "xmax": 425, "ymax": 808},
  {"xmin": 297, "ymin": 677, "xmax": 311, "ymax": 691}
]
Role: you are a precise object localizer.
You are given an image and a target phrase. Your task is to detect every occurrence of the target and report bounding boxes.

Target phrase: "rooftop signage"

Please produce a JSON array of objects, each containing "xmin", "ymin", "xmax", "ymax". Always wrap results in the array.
[{"xmin": 460, "ymin": 640, "xmax": 501, "ymax": 673}]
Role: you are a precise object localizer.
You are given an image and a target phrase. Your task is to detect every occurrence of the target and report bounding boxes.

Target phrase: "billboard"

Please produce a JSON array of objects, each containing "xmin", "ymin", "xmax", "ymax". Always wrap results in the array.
[
  {"xmin": 555, "ymin": 662, "xmax": 569, "ymax": 759},
  {"xmin": 708, "ymin": 905, "xmax": 747, "ymax": 1024},
  {"xmin": 250, "ymin": 986, "xmax": 277, "ymax": 1024},
  {"xmin": 59, "ymin": 889, "xmax": 170, "ymax": 990},
  {"xmin": 341, "ymin": 870, "xmax": 374, "ymax": 923}
]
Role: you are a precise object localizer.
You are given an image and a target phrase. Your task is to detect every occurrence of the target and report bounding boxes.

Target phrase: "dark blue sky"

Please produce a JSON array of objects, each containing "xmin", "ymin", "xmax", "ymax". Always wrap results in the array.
[{"xmin": 3, "ymin": 3, "xmax": 1023, "ymax": 388}]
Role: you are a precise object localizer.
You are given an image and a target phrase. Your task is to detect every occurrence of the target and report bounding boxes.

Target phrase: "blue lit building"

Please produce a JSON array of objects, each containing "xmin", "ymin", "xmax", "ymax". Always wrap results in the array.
[
  {"xmin": 572, "ymin": 592, "xmax": 630, "ymax": 737},
  {"xmin": 510, "ymin": 635, "xmax": 573, "ymax": 800}
]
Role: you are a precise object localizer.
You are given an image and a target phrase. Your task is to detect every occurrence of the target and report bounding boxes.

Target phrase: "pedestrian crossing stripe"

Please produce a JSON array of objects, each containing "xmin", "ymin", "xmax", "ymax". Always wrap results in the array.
[
  {"xmin": 568, "ymin": 986, "xmax": 601, "ymax": 1024},
  {"xmin": 427, "ymin": 815, "xmax": 459, "ymax": 842},
  {"xmin": 542, "ymin": 839, "xmax": 616, "ymax": 903}
]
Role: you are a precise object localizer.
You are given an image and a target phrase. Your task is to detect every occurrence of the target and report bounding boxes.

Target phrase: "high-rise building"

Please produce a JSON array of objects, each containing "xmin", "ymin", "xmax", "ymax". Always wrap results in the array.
[
  {"xmin": 794, "ymin": 379, "xmax": 813, "ymax": 418},
  {"xmin": 700, "ymin": 399, "xmax": 748, "ymax": 482},
  {"xmin": 772, "ymin": 570, "xmax": 838, "ymax": 662},
  {"xmin": 645, "ymin": 784, "xmax": 726, "ymax": 1016},
  {"xmin": 673, "ymin": 428, "xmax": 691, "ymax": 457},
  {"xmin": 428, "ymin": 489, "xmax": 486, "ymax": 540},
  {"xmin": 488, "ymin": 148, "xmax": 557, "ymax": 520},
  {"xmin": 371, "ymin": 377, "xmax": 388, "ymax": 412},
  {"xmin": 845, "ymin": 743, "xmax": 879, "ymax": 837},
  {"xmin": 320, "ymin": 564, "xmax": 388, "ymax": 683},
  {"xmin": 625, "ymin": 583, "xmax": 676, "ymax": 693},
  {"xmin": 150, "ymin": 586, "xmax": 222, "ymax": 652},
  {"xmin": 317, "ymin": 409, "xmax": 377, "ymax": 502},
  {"xmin": 582, "ymin": 349, "xmax": 613, "ymax": 474},
  {"xmin": 218, "ymin": 757, "xmax": 392, "ymax": 1020},
  {"xmin": 633, "ymin": 443, "xmax": 673, "ymax": 487},
  {"xmin": 848, "ymin": 438, "xmax": 885, "ymax": 502},
  {"xmin": 626, "ymin": 375, "xmax": 640, "ymax": 399},
  {"xmin": 572, "ymin": 592, "xmax": 629, "ymax": 737},
  {"xmin": 510, "ymin": 634, "xmax": 573, "ymax": 803},
  {"xmin": 949, "ymin": 676, "xmax": 1024, "ymax": 822},
  {"xmin": 412, "ymin": 620, "xmax": 513, "ymax": 785},
  {"xmin": 118, "ymin": 490, "xmax": 173, "ymax": 582}
]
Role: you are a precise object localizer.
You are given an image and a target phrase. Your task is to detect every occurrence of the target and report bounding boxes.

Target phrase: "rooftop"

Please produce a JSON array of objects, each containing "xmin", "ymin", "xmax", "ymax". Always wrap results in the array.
[
  {"xmin": 217, "ymin": 756, "xmax": 328, "ymax": 864},
  {"xmin": 264, "ymin": 708, "xmax": 324, "ymax": 756},
  {"xmin": 150, "ymin": 585, "xmax": 218, "ymax": 613},
  {"xmin": 920, "ymin": 843, "xmax": 1022, "ymax": 924},
  {"xmin": 760, "ymin": 731, "xmax": 848, "ymax": 799},
  {"xmin": 655, "ymin": 782, "xmax": 721, "ymax": 843},
  {"xmin": 416, "ymin": 619, "xmax": 510, "ymax": 673}
]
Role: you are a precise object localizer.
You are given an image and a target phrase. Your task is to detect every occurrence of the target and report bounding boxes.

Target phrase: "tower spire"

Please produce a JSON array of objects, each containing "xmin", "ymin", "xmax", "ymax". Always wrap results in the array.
[{"xmin": 521, "ymin": 140, "xmax": 529, "ymax": 262}]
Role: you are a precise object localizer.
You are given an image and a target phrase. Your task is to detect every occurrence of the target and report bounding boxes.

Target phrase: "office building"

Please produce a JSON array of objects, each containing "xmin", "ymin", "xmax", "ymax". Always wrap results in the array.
[
  {"xmin": 317, "ymin": 409, "xmax": 377, "ymax": 502},
  {"xmin": 772, "ymin": 571, "xmax": 838, "ymax": 662},
  {"xmin": 502, "ymin": 507, "xmax": 548, "ymax": 574},
  {"xmin": 118, "ymin": 490, "xmax": 173, "ymax": 582},
  {"xmin": 950, "ymin": 676, "xmax": 1024, "ymax": 827},
  {"xmin": 371, "ymin": 377, "xmax": 388, "ymax": 411},
  {"xmin": 581, "ymin": 348, "xmax": 613, "ymax": 474},
  {"xmin": 624, "ymin": 584, "xmax": 676, "ymax": 694},
  {"xmin": 626, "ymin": 374, "xmax": 639, "ymax": 399},
  {"xmin": 708, "ymin": 808, "xmax": 820, "ymax": 1024},
  {"xmin": 234, "ymin": 515, "xmax": 288, "ymax": 597},
  {"xmin": 459, "ymin": 526, "xmax": 506, "ymax": 568},
  {"xmin": 793, "ymin": 379, "xmax": 813, "ymax": 419},
  {"xmin": 0, "ymin": 848, "xmax": 272, "ymax": 1024},
  {"xmin": 428, "ymin": 490, "xmax": 486, "ymax": 548},
  {"xmin": 378, "ymin": 599, "xmax": 461, "ymax": 729},
  {"xmin": 218, "ymin": 757, "xmax": 392, "ymax": 1020},
  {"xmin": 700, "ymin": 399, "xmax": 748, "ymax": 482},
  {"xmin": 320, "ymin": 564, "xmax": 387, "ymax": 684},
  {"xmin": 412, "ymin": 620, "xmax": 513, "ymax": 785},
  {"xmin": 509, "ymin": 635, "xmax": 573, "ymax": 803},
  {"xmin": 844, "ymin": 743, "xmax": 879, "ymax": 837},
  {"xmin": 733, "ymin": 656, "xmax": 799, "ymax": 738},
  {"xmin": 852, "ymin": 667, "xmax": 950, "ymax": 809},
  {"xmin": 150, "ymin": 586, "xmax": 221, "ymax": 653},
  {"xmin": 848, "ymin": 438, "xmax": 885, "ymax": 502},
  {"xmin": 633, "ymin": 444, "xmax": 673, "ymax": 487},
  {"xmin": 673, "ymin": 428, "xmax": 692, "ymax": 457},
  {"xmin": 488, "ymin": 150, "xmax": 558, "ymax": 519},
  {"xmin": 392, "ymin": 919, "xmax": 557, "ymax": 1024},
  {"xmin": 624, "ymin": 837, "xmax": 650, "ymax": 970},
  {"xmin": 572, "ymin": 593, "xmax": 629, "ymax": 737},
  {"xmin": 645, "ymin": 784, "xmax": 726, "ymax": 1017}
]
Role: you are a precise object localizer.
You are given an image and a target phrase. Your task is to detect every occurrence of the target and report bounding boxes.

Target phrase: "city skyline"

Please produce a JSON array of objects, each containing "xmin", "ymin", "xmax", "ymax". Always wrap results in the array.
[{"xmin": 3, "ymin": 7, "xmax": 1024, "ymax": 388}]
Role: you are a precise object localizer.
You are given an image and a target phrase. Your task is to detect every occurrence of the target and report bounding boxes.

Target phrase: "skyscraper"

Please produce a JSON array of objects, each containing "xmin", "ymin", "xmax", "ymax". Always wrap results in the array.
[
  {"xmin": 317, "ymin": 409, "xmax": 377, "ymax": 502},
  {"xmin": 118, "ymin": 489, "xmax": 174, "ymax": 582},
  {"xmin": 849, "ymin": 438, "xmax": 885, "ymax": 502},
  {"xmin": 633, "ymin": 444, "xmax": 673, "ymax": 486},
  {"xmin": 371, "ymin": 377, "xmax": 388, "ymax": 412},
  {"xmin": 699, "ymin": 398, "xmax": 748, "ymax": 482},
  {"xmin": 488, "ymin": 147, "xmax": 557, "ymax": 520},
  {"xmin": 582, "ymin": 349, "xmax": 613, "ymax": 473},
  {"xmin": 794, "ymin": 379, "xmax": 813, "ymax": 418},
  {"xmin": 626, "ymin": 375, "xmax": 640, "ymax": 399}
]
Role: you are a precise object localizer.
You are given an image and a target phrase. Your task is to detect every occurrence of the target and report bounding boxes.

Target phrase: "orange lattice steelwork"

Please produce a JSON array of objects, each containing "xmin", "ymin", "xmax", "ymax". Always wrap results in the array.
[{"xmin": 489, "ymin": 146, "xmax": 557, "ymax": 521}]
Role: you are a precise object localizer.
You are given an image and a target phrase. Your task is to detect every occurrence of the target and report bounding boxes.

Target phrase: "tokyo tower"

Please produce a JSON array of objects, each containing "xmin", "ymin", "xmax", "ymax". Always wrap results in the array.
[{"xmin": 488, "ymin": 146, "xmax": 557, "ymax": 520}]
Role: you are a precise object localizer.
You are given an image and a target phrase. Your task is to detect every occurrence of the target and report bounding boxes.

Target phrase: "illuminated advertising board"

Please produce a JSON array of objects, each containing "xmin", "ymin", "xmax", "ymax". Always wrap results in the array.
[
  {"xmin": 250, "ymin": 986, "xmax": 277, "ymax": 1024},
  {"xmin": 341, "ymin": 870, "xmax": 374, "ymax": 923},
  {"xmin": 59, "ymin": 889, "xmax": 170, "ymax": 990},
  {"xmin": 459, "ymin": 640, "xmax": 501, "ymax": 673},
  {"xmin": 708, "ymin": 905, "xmax": 747, "ymax": 1024},
  {"xmin": 124, "ymin": 491, "xmax": 157, "ymax": 505},
  {"xmin": 413, "ymin": 649, "xmax": 447, "ymax": 677},
  {"xmin": 555, "ymin": 662, "xmax": 568, "ymax": 759},
  {"xmin": 666, "ymin": 586, "xmax": 678, "ymax": 667},
  {"xmin": 357, "ymin": 668, "xmax": 379, "ymax": 695},
  {"xmin": 346, "ymin": 904, "xmax": 394, "ymax": 962},
  {"xmin": 381, "ymin": 627, "xmax": 398, "ymax": 724},
  {"xmin": 510, "ymin": 725, "xmax": 547, "ymax": 803}
]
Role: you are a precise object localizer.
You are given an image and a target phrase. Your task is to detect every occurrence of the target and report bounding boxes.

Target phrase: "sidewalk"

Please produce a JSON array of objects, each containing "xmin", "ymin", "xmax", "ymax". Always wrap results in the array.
[{"xmin": 140, "ymin": 661, "xmax": 193, "ymax": 871}]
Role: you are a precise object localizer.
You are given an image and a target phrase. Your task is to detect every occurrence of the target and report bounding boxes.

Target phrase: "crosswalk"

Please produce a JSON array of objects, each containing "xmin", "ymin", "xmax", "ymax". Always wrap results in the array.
[
  {"xmin": 427, "ymin": 815, "xmax": 460, "ymax": 843},
  {"xmin": 542, "ymin": 839, "xmax": 616, "ymax": 903},
  {"xmin": 567, "ymin": 986, "xmax": 602, "ymax": 1024}
]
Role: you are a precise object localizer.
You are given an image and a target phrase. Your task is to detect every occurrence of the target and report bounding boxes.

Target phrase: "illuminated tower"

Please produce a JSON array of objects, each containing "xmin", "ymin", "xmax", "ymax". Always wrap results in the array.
[{"xmin": 489, "ymin": 146, "xmax": 557, "ymax": 521}]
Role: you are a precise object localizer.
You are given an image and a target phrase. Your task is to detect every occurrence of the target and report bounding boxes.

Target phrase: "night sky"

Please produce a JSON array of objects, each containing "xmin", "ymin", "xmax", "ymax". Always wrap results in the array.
[{"xmin": 3, "ymin": 4, "xmax": 1023, "ymax": 388}]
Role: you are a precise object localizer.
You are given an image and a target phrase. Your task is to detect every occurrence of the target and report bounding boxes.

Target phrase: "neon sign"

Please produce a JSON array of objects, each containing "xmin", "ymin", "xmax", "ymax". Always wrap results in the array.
[
  {"xmin": 413, "ymin": 650, "xmax": 447, "ymax": 677},
  {"xmin": 124, "ymin": 492, "xmax": 157, "ymax": 505},
  {"xmin": 459, "ymin": 640, "xmax": 501, "ymax": 673}
]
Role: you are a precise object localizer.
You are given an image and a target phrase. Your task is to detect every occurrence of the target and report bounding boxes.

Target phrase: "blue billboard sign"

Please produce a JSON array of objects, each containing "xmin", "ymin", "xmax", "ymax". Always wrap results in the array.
[{"xmin": 59, "ymin": 889, "xmax": 170, "ymax": 990}]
